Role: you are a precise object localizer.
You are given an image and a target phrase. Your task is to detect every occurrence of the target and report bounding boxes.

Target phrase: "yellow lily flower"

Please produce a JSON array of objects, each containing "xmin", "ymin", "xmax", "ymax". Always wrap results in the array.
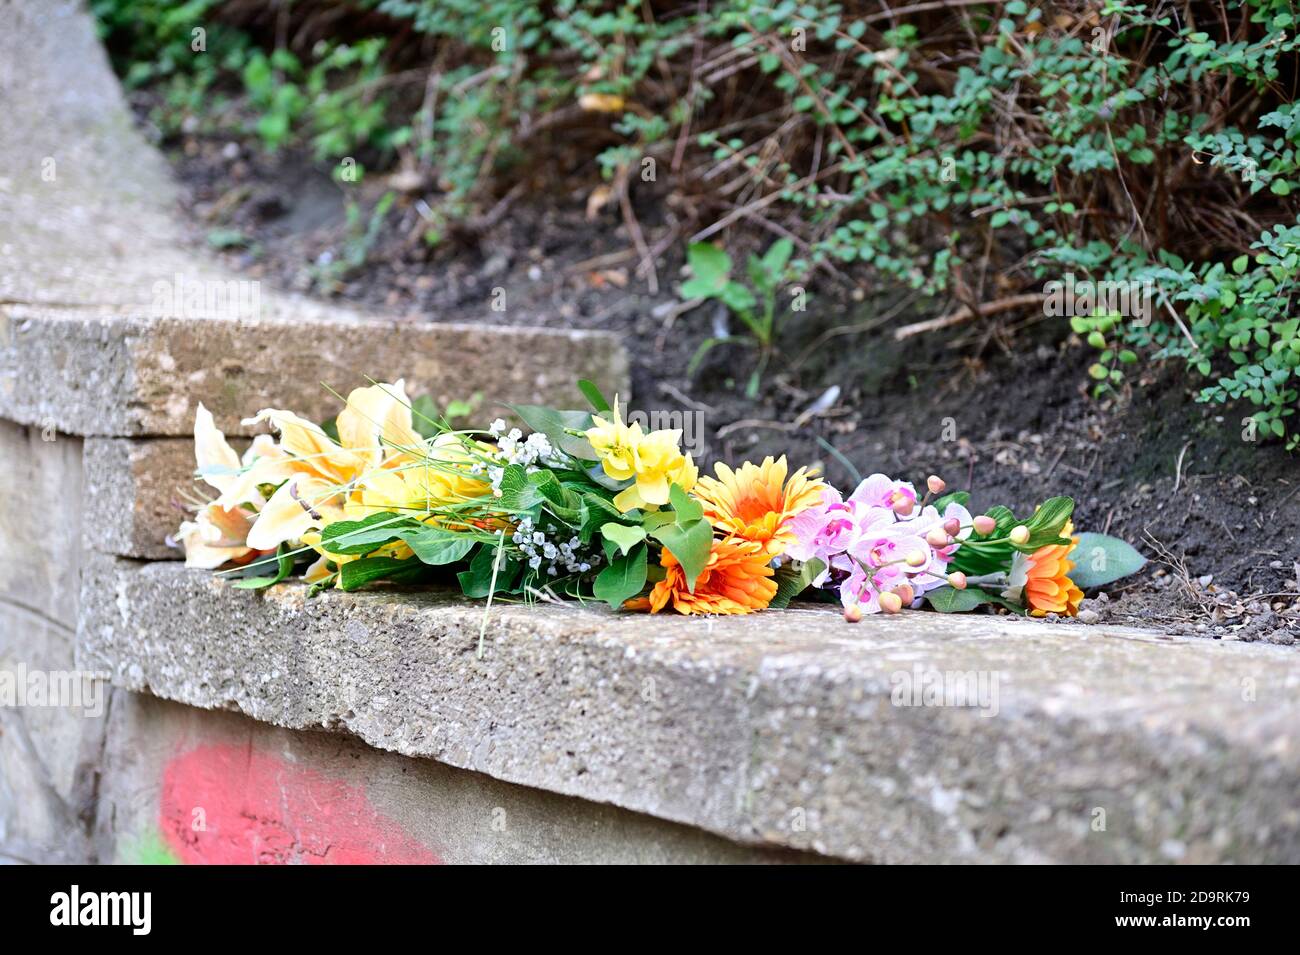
[
  {"xmin": 177, "ymin": 501, "xmax": 260, "ymax": 570},
  {"xmin": 179, "ymin": 404, "xmax": 286, "ymax": 568},
  {"xmin": 612, "ymin": 428, "xmax": 698, "ymax": 512},
  {"xmin": 348, "ymin": 434, "xmax": 494, "ymax": 521},
  {"xmin": 242, "ymin": 380, "xmax": 422, "ymax": 551}
]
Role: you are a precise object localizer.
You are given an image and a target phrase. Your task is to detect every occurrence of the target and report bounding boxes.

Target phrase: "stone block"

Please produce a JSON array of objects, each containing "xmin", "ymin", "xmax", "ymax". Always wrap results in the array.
[
  {"xmin": 80, "ymin": 557, "xmax": 1300, "ymax": 863},
  {"xmin": 0, "ymin": 307, "xmax": 629, "ymax": 438}
]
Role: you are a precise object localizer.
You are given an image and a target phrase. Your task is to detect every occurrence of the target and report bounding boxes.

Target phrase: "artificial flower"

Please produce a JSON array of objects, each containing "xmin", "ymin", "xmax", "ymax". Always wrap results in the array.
[
  {"xmin": 585, "ymin": 398, "xmax": 643, "ymax": 482},
  {"xmin": 1003, "ymin": 520, "xmax": 1084, "ymax": 617},
  {"xmin": 241, "ymin": 381, "xmax": 418, "ymax": 550},
  {"xmin": 348, "ymin": 434, "xmax": 493, "ymax": 521},
  {"xmin": 841, "ymin": 524, "xmax": 932, "ymax": 610},
  {"xmin": 628, "ymin": 537, "xmax": 777, "ymax": 615},
  {"xmin": 178, "ymin": 404, "xmax": 287, "ymax": 567},
  {"xmin": 177, "ymin": 502, "xmax": 261, "ymax": 570},
  {"xmin": 586, "ymin": 399, "xmax": 698, "ymax": 512},
  {"xmin": 299, "ymin": 530, "xmax": 415, "ymax": 589},
  {"xmin": 848, "ymin": 472, "xmax": 918, "ymax": 514},
  {"xmin": 693, "ymin": 455, "xmax": 824, "ymax": 555},
  {"xmin": 192, "ymin": 402, "xmax": 287, "ymax": 510},
  {"xmin": 894, "ymin": 500, "xmax": 973, "ymax": 595}
]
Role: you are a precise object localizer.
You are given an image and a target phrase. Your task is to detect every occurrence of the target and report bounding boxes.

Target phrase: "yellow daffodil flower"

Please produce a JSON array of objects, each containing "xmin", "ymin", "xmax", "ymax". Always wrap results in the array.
[
  {"xmin": 586, "ymin": 398, "xmax": 643, "ymax": 482},
  {"xmin": 585, "ymin": 398, "xmax": 698, "ymax": 512}
]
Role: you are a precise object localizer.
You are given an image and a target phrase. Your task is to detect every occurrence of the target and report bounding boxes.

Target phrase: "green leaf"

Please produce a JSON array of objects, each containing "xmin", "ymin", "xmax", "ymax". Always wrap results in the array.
[
  {"xmin": 1019, "ymin": 496, "xmax": 1075, "ymax": 550},
  {"xmin": 760, "ymin": 237, "xmax": 794, "ymax": 277},
  {"xmin": 409, "ymin": 395, "xmax": 443, "ymax": 439},
  {"xmin": 495, "ymin": 465, "xmax": 582, "ymax": 521},
  {"xmin": 593, "ymin": 543, "xmax": 648, "ymax": 609},
  {"xmin": 457, "ymin": 541, "xmax": 520, "ymax": 597},
  {"xmin": 686, "ymin": 242, "xmax": 731, "ymax": 290},
  {"xmin": 933, "ymin": 490, "xmax": 971, "ymax": 512},
  {"xmin": 509, "ymin": 404, "xmax": 596, "ymax": 460},
  {"xmin": 339, "ymin": 555, "xmax": 425, "ymax": 592},
  {"xmin": 319, "ymin": 512, "xmax": 419, "ymax": 556},
  {"xmin": 601, "ymin": 521, "xmax": 647, "ymax": 556},
  {"xmin": 680, "ymin": 277, "xmax": 721, "ymax": 300},
  {"xmin": 402, "ymin": 526, "xmax": 476, "ymax": 566},
  {"xmin": 720, "ymin": 280, "xmax": 757, "ymax": 315},
  {"xmin": 1068, "ymin": 533, "xmax": 1146, "ymax": 588},
  {"xmin": 580, "ymin": 492, "xmax": 628, "ymax": 541},
  {"xmin": 577, "ymin": 379, "xmax": 611, "ymax": 414},
  {"xmin": 768, "ymin": 558, "xmax": 825, "ymax": 609},
  {"xmin": 927, "ymin": 585, "xmax": 1025, "ymax": 614},
  {"xmin": 668, "ymin": 482, "xmax": 704, "ymax": 522},
  {"xmin": 233, "ymin": 542, "xmax": 296, "ymax": 589},
  {"xmin": 648, "ymin": 518, "xmax": 713, "ymax": 592}
]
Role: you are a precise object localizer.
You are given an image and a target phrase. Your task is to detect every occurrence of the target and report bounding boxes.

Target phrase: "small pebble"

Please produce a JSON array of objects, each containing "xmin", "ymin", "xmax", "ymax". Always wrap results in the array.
[{"xmin": 1078, "ymin": 609, "xmax": 1100, "ymax": 624}]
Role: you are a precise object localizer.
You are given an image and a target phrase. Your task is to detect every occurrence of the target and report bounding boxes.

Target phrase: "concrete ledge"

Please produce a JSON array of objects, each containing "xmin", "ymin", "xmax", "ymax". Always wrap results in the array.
[
  {"xmin": 0, "ymin": 307, "xmax": 628, "ymax": 437},
  {"xmin": 81, "ymin": 557, "xmax": 1300, "ymax": 863},
  {"xmin": 82, "ymin": 437, "xmax": 193, "ymax": 559}
]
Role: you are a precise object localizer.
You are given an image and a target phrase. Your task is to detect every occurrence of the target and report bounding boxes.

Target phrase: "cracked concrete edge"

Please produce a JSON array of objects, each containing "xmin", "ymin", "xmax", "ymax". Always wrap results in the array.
[
  {"xmin": 0, "ymin": 307, "xmax": 629, "ymax": 437},
  {"xmin": 82, "ymin": 436, "xmax": 194, "ymax": 560},
  {"xmin": 80, "ymin": 556, "xmax": 1300, "ymax": 863}
]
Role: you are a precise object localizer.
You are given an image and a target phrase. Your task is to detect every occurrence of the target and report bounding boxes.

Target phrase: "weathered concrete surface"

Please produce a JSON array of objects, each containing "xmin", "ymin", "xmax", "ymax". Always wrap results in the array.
[
  {"xmin": 82, "ymin": 557, "xmax": 1300, "ymax": 864},
  {"xmin": 0, "ymin": 0, "xmax": 194, "ymax": 309},
  {"xmin": 0, "ymin": 306, "xmax": 628, "ymax": 438},
  {"xmin": 0, "ymin": 420, "xmax": 107, "ymax": 863},
  {"xmin": 0, "ymin": 0, "xmax": 630, "ymax": 438},
  {"xmin": 82, "ymin": 437, "xmax": 195, "ymax": 560},
  {"xmin": 96, "ymin": 692, "xmax": 812, "ymax": 864}
]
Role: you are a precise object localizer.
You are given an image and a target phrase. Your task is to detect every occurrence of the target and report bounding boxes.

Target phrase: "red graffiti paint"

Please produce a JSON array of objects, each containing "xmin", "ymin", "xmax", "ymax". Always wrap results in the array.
[{"xmin": 160, "ymin": 743, "xmax": 442, "ymax": 864}]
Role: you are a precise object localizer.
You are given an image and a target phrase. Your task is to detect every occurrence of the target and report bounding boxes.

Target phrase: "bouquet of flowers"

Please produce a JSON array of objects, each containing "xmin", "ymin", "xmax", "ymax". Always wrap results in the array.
[{"xmin": 177, "ymin": 380, "xmax": 1144, "ymax": 619}]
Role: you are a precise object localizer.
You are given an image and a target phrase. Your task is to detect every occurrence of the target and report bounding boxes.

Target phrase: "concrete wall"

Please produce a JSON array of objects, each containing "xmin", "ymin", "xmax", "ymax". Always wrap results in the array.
[
  {"xmin": 93, "ymin": 693, "xmax": 806, "ymax": 865},
  {"xmin": 0, "ymin": 421, "xmax": 103, "ymax": 863}
]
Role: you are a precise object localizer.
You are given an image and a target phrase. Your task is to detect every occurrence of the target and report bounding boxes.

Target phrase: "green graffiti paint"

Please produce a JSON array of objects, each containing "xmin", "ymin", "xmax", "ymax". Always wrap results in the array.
[{"xmin": 120, "ymin": 829, "xmax": 182, "ymax": 865}]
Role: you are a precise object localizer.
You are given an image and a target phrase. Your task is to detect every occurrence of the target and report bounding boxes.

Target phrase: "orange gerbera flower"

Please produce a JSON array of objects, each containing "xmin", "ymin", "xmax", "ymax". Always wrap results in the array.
[
  {"xmin": 628, "ymin": 537, "xmax": 777, "ymax": 615},
  {"xmin": 692, "ymin": 456, "xmax": 825, "ymax": 555},
  {"xmin": 1005, "ymin": 520, "xmax": 1084, "ymax": 617}
]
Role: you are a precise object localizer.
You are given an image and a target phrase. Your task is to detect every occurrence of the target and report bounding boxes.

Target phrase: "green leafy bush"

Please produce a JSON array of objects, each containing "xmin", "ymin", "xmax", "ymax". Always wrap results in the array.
[{"xmin": 93, "ymin": 1, "xmax": 1300, "ymax": 441}]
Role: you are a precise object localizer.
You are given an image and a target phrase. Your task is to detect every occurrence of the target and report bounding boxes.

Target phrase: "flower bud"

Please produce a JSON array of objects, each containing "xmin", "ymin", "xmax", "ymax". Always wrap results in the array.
[
  {"xmin": 891, "ymin": 496, "xmax": 915, "ymax": 516},
  {"xmin": 972, "ymin": 515, "xmax": 996, "ymax": 536},
  {"xmin": 843, "ymin": 604, "xmax": 863, "ymax": 623},
  {"xmin": 892, "ymin": 583, "xmax": 914, "ymax": 606},
  {"xmin": 905, "ymin": 550, "xmax": 927, "ymax": 567},
  {"xmin": 878, "ymin": 591, "xmax": 903, "ymax": 614},
  {"xmin": 925, "ymin": 527, "xmax": 951, "ymax": 548},
  {"xmin": 947, "ymin": 571, "xmax": 967, "ymax": 590},
  {"xmin": 942, "ymin": 517, "xmax": 961, "ymax": 536},
  {"xmin": 1009, "ymin": 525, "xmax": 1030, "ymax": 546},
  {"xmin": 927, "ymin": 475, "xmax": 946, "ymax": 494}
]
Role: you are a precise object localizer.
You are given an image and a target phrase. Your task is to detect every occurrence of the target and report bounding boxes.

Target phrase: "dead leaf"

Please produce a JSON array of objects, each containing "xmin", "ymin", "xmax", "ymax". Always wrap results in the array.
[
  {"xmin": 579, "ymin": 93, "xmax": 625, "ymax": 113},
  {"xmin": 586, "ymin": 184, "xmax": 613, "ymax": 221}
]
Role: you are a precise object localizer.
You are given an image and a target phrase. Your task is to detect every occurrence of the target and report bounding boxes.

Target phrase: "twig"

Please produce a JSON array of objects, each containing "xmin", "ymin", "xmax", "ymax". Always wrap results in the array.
[
  {"xmin": 791, "ymin": 293, "xmax": 920, "ymax": 369},
  {"xmin": 893, "ymin": 293, "xmax": 1042, "ymax": 341},
  {"xmin": 477, "ymin": 529, "xmax": 506, "ymax": 659},
  {"xmin": 618, "ymin": 177, "xmax": 659, "ymax": 294},
  {"xmin": 1173, "ymin": 441, "xmax": 1192, "ymax": 494}
]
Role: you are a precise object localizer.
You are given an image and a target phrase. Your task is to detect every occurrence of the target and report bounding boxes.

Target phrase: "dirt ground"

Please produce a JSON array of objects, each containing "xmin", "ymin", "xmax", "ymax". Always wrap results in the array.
[{"xmin": 143, "ymin": 115, "xmax": 1300, "ymax": 644}]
